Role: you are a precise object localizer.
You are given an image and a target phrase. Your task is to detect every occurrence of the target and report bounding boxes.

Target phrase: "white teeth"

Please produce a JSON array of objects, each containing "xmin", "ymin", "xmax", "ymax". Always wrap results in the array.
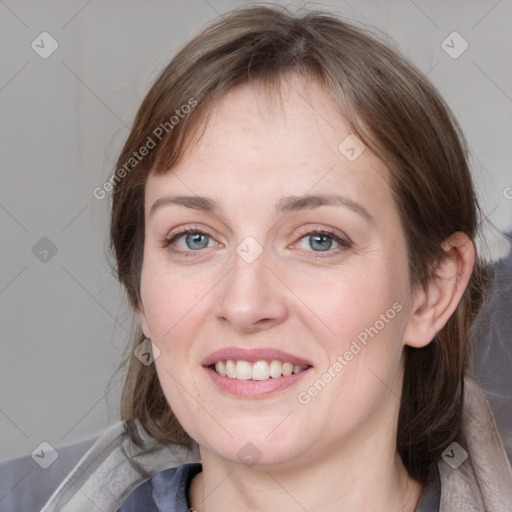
[
  {"xmin": 269, "ymin": 360, "xmax": 282, "ymax": 378},
  {"xmin": 252, "ymin": 360, "xmax": 270, "ymax": 380},
  {"xmin": 212, "ymin": 359, "xmax": 308, "ymax": 380},
  {"xmin": 236, "ymin": 360, "xmax": 252, "ymax": 380},
  {"xmin": 282, "ymin": 362, "xmax": 294, "ymax": 376},
  {"xmin": 215, "ymin": 361, "xmax": 226, "ymax": 377},
  {"xmin": 225, "ymin": 360, "xmax": 236, "ymax": 378}
]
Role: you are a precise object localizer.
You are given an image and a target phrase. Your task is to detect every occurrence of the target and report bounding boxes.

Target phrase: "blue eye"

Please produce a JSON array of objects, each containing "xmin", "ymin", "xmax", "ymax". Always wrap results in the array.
[
  {"xmin": 183, "ymin": 232, "xmax": 210, "ymax": 250},
  {"xmin": 296, "ymin": 229, "xmax": 351, "ymax": 255},
  {"xmin": 306, "ymin": 233, "xmax": 334, "ymax": 251},
  {"xmin": 162, "ymin": 226, "xmax": 352, "ymax": 258},
  {"xmin": 163, "ymin": 229, "xmax": 214, "ymax": 252}
]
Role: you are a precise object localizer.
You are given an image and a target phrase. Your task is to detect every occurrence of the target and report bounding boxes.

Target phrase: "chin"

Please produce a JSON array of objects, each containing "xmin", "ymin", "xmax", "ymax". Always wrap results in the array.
[{"xmin": 196, "ymin": 428, "xmax": 312, "ymax": 469}]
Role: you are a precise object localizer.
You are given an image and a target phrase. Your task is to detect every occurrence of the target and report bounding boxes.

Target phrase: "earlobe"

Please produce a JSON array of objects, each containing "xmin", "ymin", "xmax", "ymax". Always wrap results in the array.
[
  {"xmin": 403, "ymin": 232, "xmax": 476, "ymax": 348},
  {"xmin": 136, "ymin": 302, "xmax": 152, "ymax": 339},
  {"xmin": 403, "ymin": 285, "xmax": 438, "ymax": 348}
]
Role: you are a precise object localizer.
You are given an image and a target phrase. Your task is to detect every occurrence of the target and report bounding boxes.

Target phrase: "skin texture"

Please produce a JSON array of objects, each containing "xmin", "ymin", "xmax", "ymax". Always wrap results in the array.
[{"xmin": 137, "ymin": 74, "xmax": 475, "ymax": 512}]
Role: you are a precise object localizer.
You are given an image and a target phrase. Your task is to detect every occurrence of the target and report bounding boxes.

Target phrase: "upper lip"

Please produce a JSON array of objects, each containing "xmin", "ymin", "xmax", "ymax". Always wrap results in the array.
[{"xmin": 202, "ymin": 347, "xmax": 313, "ymax": 367}]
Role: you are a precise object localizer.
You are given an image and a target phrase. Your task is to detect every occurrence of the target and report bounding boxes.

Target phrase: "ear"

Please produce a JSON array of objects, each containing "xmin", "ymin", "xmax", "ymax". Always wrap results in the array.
[
  {"xmin": 403, "ymin": 232, "xmax": 476, "ymax": 348},
  {"xmin": 136, "ymin": 301, "xmax": 152, "ymax": 340}
]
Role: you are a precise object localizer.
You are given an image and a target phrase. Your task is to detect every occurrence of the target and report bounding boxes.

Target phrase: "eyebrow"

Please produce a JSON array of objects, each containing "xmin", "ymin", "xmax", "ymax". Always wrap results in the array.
[{"xmin": 149, "ymin": 194, "xmax": 373, "ymax": 222}]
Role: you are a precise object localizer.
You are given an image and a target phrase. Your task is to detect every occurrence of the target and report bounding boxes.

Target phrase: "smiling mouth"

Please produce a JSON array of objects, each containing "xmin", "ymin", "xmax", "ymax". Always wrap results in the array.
[{"xmin": 210, "ymin": 359, "xmax": 311, "ymax": 381}]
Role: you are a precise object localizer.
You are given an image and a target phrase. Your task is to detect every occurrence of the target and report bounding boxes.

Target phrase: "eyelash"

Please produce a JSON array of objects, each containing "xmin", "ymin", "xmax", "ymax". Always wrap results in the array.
[{"xmin": 160, "ymin": 225, "xmax": 352, "ymax": 258}]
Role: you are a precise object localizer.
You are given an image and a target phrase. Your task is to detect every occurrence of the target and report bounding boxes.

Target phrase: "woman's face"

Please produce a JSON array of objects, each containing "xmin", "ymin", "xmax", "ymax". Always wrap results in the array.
[{"xmin": 139, "ymin": 76, "xmax": 416, "ymax": 468}]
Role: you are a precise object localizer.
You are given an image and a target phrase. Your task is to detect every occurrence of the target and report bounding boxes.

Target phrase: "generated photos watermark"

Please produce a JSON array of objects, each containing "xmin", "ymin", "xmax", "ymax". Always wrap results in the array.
[
  {"xmin": 93, "ymin": 98, "xmax": 198, "ymax": 200},
  {"xmin": 297, "ymin": 301, "xmax": 403, "ymax": 404}
]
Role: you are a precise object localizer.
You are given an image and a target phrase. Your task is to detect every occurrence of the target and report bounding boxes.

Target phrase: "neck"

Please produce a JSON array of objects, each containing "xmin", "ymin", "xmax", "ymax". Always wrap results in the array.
[{"xmin": 189, "ymin": 435, "xmax": 424, "ymax": 512}]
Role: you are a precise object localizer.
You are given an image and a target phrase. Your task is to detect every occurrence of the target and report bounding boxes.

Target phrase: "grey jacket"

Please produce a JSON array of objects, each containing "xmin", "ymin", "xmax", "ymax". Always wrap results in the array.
[{"xmin": 40, "ymin": 376, "xmax": 512, "ymax": 511}]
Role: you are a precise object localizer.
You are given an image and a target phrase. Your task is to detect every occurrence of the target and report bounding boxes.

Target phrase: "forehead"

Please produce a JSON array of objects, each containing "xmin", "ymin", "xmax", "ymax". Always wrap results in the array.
[
  {"xmin": 183, "ymin": 77, "xmax": 355, "ymax": 168},
  {"xmin": 145, "ymin": 76, "xmax": 393, "ymax": 217}
]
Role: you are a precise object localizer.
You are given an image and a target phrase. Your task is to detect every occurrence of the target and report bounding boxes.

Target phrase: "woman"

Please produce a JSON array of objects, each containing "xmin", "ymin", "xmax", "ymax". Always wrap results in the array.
[{"xmin": 41, "ymin": 5, "xmax": 512, "ymax": 511}]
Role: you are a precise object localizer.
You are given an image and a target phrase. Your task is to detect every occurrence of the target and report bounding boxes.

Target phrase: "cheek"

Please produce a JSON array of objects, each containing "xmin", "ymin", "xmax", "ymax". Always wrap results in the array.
[
  {"xmin": 139, "ymin": 257, "xmax": 210, "ymax": 341},
  {"xmin": 143, "ymin": 264, "xmax": 208, "ymax": 419},
  {"xmin": 300, "ymin": 261, "xmax": 407, "ymax": 351},
  {"xmin": 295, "ymin": 257, "xmax": 409, "ymax": 407}
]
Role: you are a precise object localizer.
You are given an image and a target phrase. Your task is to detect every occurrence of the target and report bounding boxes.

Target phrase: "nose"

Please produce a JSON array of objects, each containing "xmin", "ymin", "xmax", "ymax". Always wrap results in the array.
[{"xmin": 214, "ymin": 250, "xmax": 289, "ymax": 334}]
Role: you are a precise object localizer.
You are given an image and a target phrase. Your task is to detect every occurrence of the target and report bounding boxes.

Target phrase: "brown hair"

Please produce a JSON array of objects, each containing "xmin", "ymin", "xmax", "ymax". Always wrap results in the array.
[{"xmin": 110, "ymin": 4, "xmax": 490, "ymax": 483}]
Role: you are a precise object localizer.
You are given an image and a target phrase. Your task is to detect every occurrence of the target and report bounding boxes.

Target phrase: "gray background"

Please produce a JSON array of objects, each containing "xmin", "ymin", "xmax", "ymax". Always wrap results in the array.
[{"xmin": 1, "ymin": 0, "xmax": 511, "ymax": 462}]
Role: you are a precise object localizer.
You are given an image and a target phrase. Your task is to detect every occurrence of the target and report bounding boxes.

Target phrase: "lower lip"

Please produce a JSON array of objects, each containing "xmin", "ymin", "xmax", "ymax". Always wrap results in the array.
[{"xmin": 204, "ymin": 366, "xmax": 311, "ymax": 398}]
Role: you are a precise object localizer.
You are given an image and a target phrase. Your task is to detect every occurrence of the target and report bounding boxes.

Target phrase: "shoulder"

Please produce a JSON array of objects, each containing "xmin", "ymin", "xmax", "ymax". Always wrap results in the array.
[
  {"xmin": 414, "ymin": 375, "xmax": 512, "ymax": 512},
  {"xmin": 40, "ymin": 421, "xmax": 200, "ymax": 512},
  {"xmin": 435, "ymin": 375, "xmax": 512, "ymax": 511},
  {"xmin": 118, "ymin": 462, "xmax": 202, "ymax": 511},
  {"xmin": 413, "ymin": 465, "xmax": 440, "ymax": 512}
]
